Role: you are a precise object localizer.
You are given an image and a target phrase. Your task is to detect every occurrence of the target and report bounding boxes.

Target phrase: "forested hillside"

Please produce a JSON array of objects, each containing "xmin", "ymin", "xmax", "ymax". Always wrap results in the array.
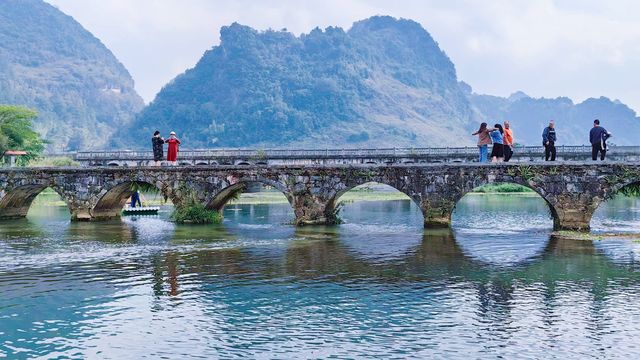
[
  {"xmin": 124, "ymin": 16, "xmax": 475, "ymax": 148},
  {"xmin": 0, "ymin": 0, "xmax": 144, "ymax": 151},
  {"xmin": 2, "ymin": 4, "xmax": 638, "ymax": 151}
]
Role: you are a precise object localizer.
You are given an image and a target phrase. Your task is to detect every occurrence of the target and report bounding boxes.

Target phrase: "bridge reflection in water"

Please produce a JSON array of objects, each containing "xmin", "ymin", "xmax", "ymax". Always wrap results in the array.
[{"xmin": 2, "ymin": 196, "xmax": 640, "ymax": 358}]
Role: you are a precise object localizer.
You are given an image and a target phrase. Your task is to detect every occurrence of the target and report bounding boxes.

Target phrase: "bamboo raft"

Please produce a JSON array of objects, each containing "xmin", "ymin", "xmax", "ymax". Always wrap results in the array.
[{"xmin": 121, "ymin": 206, "xmax": 160, "ymax": 216}]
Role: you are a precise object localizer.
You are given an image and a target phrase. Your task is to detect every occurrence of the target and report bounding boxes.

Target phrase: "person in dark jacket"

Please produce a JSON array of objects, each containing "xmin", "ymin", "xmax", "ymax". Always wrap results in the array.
[
  {"xmin": 130, "ymin": 191, "xmax": 142, "ymax": 208},
  {"xmin": 152, "ymin": 130, "xmax": 165, "ymax": 166},
  {"xmin": 589, "ymin": 119, "xmax": 611, "ymax": 161},
  {"xmin": 542, "ymin": 121, "xmax": 557, "ymax": 161}
]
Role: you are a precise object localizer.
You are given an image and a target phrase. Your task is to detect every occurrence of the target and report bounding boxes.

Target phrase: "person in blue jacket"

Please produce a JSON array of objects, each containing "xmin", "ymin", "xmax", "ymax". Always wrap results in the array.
[
  {"xmin": 589, "ymin": 119, "xmax": 611, "ymax": 161},
  {"xmin": 542, "ymin": 121, "xmax": 557, "ymax": 161},
  {"xmin": 489, "ymin": 123, "xmax": 505, "ymax": 162}
]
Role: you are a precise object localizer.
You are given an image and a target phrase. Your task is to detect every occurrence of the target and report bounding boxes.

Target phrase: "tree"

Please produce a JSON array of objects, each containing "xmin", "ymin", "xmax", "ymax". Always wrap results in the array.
[{"xmin": 0, "ymin": 105, "xmax": 45, "ymax": 165}]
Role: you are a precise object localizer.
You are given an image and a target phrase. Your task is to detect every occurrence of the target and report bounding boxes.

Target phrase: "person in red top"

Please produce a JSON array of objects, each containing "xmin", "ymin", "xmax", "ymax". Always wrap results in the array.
[{"xmin": 166, "ymin": 131, "xmax": 181, "ymax": 165}]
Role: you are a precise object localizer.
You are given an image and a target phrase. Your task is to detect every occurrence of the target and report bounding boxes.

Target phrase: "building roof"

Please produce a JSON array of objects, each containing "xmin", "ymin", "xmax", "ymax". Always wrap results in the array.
[{"xmin": 3, "ymin": 150, "xmax": 28, "ymax": 156}]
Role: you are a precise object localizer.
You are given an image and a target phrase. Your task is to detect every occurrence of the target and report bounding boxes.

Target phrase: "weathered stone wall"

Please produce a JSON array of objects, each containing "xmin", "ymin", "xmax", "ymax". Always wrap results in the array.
[{"xmin": 1, "ymin": 163, "xmax": 638, "ymax": 230}]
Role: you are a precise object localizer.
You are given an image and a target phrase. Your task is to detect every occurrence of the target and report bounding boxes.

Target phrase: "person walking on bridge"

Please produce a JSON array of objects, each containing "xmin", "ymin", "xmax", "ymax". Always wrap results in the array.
[
  {"xmin": 503, "ymin": 121, "xmax": 514, "ymax": 162},
  {"xmin": 166, "ymin": 131, "xmax": 181, "ymax": 166},
  {"xmin": 590, "ymin": 119, "xmax": 611, "ymax": 161},
  {"xmin": 151, "ymin": 130, "xmax": 165, "ymax": 166},
  {"xmin": 472, "ymin": 122, "xmax": 492, "ymax": 163},
  {"xmin": 542, "ymin": 121, "xmax": 557, "ymax": 161}
]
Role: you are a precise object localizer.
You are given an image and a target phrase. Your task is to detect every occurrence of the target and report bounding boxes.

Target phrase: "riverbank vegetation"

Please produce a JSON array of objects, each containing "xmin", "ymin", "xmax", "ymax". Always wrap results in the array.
[
  {"xmin": 554, "ymin": 230, "xmax": 640, "ymax": 242},
  {"xmin": 0, "ymin": 105, "xmax": 45, "ymax": 165},
  {"xmin": 472, "ymin": 183, "xmax": 534, "ymax": 193}
]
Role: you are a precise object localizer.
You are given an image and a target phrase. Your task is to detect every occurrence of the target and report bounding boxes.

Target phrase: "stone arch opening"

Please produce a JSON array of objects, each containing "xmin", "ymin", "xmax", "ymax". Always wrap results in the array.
[
  {"xmin": 451, "ymin": 182, "xmax": 556, "ymax": 231},
  {"xmin": 0, "ymin": 185, "xmax": 71, "ymax": 220},
  {"xmin": 328, "ymin": 182, "xmax": 423, "ymax": 226},
  {"xmin": 590, "ymin": 181, "xmax": 640, "ymax": 233},
  {"xmin": 208, "ymin": 179, "xmax": 292, "ymax": 212},
  {"xmin": 92, "ymin": 181, "xmax": 172, "ymax": 220},
  {"xmin": 208, "ymin": 179, "xmax": 294, "ymax": 224}
]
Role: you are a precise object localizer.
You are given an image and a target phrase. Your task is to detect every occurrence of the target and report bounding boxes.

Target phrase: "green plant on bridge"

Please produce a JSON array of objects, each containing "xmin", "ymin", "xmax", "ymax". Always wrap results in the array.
[
  {"xmin": 546, "ymin": 167, "xmax": 559, "ymax": 176},
  {"xmin": 356, "ymin": 169, "xmax": 376, "ymax": 182},
  {"xmin": 252, "ymin": 149, "xmax": 267, "ymax": 161},
  {"xmin": 604, "ymin": 166, "xmax": 640, "ymax": 198},
  {"xmin": 507, "ymin": 165, "xmax": 536, "ymax": 182},
  {"xmin": 618, "ymin": 183, "xmax": 640, "ymax": 198}
]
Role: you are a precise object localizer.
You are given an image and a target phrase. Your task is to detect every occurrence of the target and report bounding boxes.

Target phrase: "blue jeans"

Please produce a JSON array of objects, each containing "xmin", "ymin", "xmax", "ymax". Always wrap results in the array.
[{"xmin": 478, "ymin": 145, "xmax": 488, "ymax": 163}]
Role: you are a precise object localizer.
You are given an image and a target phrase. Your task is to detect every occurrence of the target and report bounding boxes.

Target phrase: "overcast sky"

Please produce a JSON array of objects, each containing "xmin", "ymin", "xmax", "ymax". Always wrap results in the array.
[{"xmin": 46, "ymin": 0, "xmax": 640, "ymax": 111}]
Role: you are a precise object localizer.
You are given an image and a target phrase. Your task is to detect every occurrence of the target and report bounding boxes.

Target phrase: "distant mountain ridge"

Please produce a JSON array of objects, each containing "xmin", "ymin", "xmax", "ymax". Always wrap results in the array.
[
  {"xmin": 0, "ymin": 0, "xmax": 144, "ymax": 151},
  {"xmin": 123, "ymin": 16, "xmax": 640, "ymax": 148},
  {"xmin": 464, "ymin": 83, "xmax": 640, "ymax": 145},
  {"xmin": 1, "ymin": 5, "xmax": 638, "ymax": 150},
  {"xmin": 123, "ymin": 16, "xmax": 475, "ymax": 148}
]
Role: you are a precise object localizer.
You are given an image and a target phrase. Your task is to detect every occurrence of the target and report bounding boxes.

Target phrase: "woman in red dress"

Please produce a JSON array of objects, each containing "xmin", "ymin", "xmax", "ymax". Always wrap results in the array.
[{"xmin": 166, "ymin": 131, "xmax": 181, "ymax": 165}]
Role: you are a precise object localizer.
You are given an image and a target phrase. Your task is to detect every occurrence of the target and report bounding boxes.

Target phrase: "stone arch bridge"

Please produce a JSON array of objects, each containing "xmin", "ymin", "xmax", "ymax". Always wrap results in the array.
[{"xmin": 1, "ymin": 163, "xmax": 639, "ymax": 230}]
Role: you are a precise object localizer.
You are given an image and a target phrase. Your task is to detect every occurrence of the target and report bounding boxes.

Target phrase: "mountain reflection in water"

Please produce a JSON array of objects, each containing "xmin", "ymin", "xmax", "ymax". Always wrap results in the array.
[{"xmin": 1, "ymin": 194, "xmax": 640, "ymax": 359}]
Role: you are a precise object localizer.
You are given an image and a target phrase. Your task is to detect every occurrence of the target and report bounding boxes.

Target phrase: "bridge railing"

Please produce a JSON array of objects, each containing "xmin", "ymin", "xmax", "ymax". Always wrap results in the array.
[{"xmin": 75, "ymin": 145, "xmax": 640, "ymax": 161}]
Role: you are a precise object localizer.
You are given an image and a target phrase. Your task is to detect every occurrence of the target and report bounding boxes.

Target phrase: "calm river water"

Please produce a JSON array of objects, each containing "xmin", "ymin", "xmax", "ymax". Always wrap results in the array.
[{"xmin": 1, "ymin": 193, "xmax": 640, "ymax": 359}]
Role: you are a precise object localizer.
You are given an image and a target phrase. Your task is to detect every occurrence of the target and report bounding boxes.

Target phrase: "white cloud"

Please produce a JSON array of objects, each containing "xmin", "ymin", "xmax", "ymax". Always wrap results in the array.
[{"xmin": 46, "ymin": 0, "xmax": 640, "ymax": 112}]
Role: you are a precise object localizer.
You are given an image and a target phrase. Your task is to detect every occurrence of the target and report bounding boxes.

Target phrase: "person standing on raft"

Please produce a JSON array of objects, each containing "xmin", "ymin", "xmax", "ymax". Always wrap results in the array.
[{"xmin": 166, "ymin": 131, "xmax": 181, "ymax": 166}]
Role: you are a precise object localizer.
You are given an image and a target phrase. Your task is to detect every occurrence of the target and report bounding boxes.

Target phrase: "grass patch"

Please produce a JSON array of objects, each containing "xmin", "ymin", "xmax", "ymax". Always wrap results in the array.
[
  {"xmin": 171, "ymin": 202, "xmax": 222, "ymax": 224},
  {"xmin": 554, "ymin": 230, "xmax": 640, "ymax": 241}
]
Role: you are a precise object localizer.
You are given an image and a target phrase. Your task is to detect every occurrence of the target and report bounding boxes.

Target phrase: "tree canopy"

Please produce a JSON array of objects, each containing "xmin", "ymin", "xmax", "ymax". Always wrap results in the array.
[{"xmin": 0, "ymin": 105, "xmax": 45, "ymax": 165}]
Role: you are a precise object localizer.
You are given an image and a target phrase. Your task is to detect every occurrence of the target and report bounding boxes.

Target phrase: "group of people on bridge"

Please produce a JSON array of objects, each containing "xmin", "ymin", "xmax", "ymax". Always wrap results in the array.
[
  {"xmin": 152, "ymin": 130, "xmax": 181, "ymax": 166},
  {"xmin": 473, "ymin": 119, "xmax": 611, "ymax": 163},
  {"xmin": 147, "ymin": 121, "xmax": 612, "ymax": 166}
]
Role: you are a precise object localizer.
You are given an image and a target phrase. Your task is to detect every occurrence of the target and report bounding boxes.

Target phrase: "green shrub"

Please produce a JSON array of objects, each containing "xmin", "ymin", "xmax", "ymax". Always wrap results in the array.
[{"xmin": 171, "ymin": 202, "xmax": 223, "ymax": 224}]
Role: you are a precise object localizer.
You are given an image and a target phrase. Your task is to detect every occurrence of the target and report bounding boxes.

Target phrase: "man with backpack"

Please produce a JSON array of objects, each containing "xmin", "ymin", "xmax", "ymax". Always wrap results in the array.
[{"xmin": 589, "ymin": 119, "xmax": 611, "ymax": 161}]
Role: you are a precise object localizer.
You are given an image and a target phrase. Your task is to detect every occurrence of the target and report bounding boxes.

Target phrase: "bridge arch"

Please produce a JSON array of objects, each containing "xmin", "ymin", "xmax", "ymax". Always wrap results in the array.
[
  {"xmin": 453, "ymin": 181, "xmax": 558, "ymax": 226},
  {"xmin": 423, "ymin": 175, "xmax": 563, "ymax": 229},
  {"xmin": 207, "ymin": 176, "xmax": 293, "ymax": 212},
  {"xmin": 0, "ymin": 183, "xmax": 72, "ymax": 220},
  {"xmin": 590, "ymin": 179, "xmax": 640, "ymax": 231},
  {"xmin": 91, "ymin": 179, "xmax": 173, "ymax": 220},
  {"xmin": 326, "ymin": 181, "xmax": 424, "ymax": 226}
]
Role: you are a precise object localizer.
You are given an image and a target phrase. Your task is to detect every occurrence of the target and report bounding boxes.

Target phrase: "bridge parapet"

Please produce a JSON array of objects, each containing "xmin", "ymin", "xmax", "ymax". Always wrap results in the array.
[
  {"xmin": 1, "ymin": 163, "xmax": 639, "ymax": 230},
  {"xmin": 73, "ymin": 146, "xmax": 640, "ymax": 167}
]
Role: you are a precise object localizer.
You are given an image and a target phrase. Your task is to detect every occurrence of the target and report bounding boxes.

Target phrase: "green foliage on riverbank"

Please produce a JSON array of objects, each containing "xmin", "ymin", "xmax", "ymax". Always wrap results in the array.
[
  {"xmin": 0, "ymin": 105, "xmax": 45, "ymax": 165},
  {"xmin": 171, "ymin": 202, "xmax": 223, "ymax": 224},
  {"xmin": 472, "ymin": 183, "xmax": 534, "ymax": 193}
]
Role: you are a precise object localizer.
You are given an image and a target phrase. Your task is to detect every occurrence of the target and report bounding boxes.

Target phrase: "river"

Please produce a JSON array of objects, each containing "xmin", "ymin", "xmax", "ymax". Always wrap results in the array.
[{"xmin": 1, "ymin": 192, "xmax": 640, "ymax": 358}]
